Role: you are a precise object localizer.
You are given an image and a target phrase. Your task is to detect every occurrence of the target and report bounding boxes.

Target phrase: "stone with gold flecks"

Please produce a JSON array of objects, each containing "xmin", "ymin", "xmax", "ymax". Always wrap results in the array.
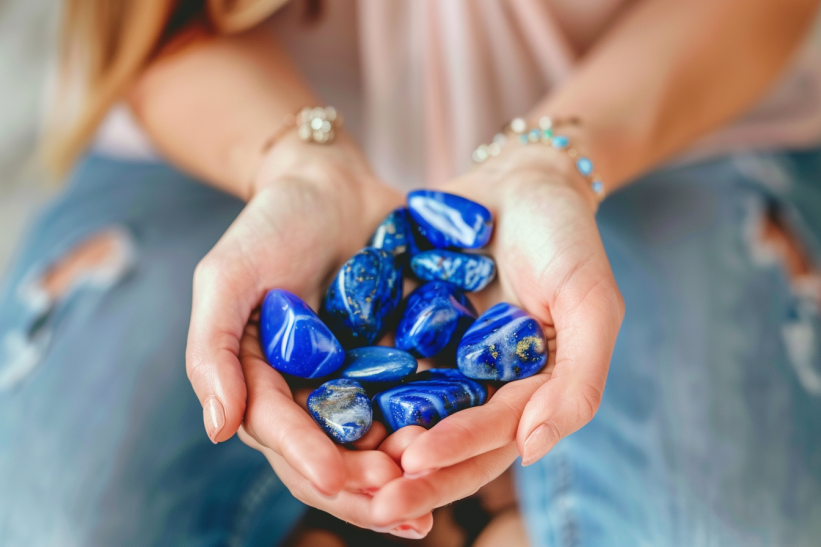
[
  {"xmin": 308, "ymin": 379, "xmax": 372, "ymax": 443},
  {"xmin": 456, "ymin": 303, "xmax": 547, "ymax": 381},
  {"xmin": 321, "ymin": 248, "xmax": 402, "ymax": 348}
]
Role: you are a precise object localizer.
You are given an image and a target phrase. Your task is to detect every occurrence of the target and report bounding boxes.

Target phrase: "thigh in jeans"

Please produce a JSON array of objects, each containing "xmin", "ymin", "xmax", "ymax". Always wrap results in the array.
[
  {"xmin": 516, "ymin": 152, "xmax": 821, "ymax": 547},
  {"xmin": 0, "ymin": 155, "xmax": 305, "ymax": 547}
]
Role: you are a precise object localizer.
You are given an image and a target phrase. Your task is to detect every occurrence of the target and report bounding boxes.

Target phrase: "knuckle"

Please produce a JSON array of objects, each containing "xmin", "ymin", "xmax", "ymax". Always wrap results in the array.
[
  {"xmin": 193, "ymin": 255, "xmax": 223, "ymax": 289},
  {"xmin": 575, "ymin": 381, "xmax": 604, "ymax": 424},
  {"xmin": 609, "ymin": 284, "xmax": 626, "ymax": 323}
]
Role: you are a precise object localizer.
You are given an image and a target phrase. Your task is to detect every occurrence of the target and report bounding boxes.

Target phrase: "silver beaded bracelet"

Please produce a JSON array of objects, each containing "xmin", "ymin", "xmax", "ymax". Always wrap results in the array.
[{"xmin": 472, "ymin": 116, "xmax": 605, "ymax": 201}]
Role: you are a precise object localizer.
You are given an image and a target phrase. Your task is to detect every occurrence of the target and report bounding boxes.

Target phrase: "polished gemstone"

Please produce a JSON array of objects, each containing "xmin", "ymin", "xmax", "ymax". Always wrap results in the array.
[
  {"xmin": 340, "ymin": 346, "xmax": 418, "ymax": 384},
  {"xmin": 259, "ymin": 289, "xmax": 345, "ymax": 378},
  {"xmin": 368, "ymin": 208, "xmax": 413, "ymax": 263},
  {"xmin": 322, "ymin": 247, "xmax": 402, "ymax": 348},
  {"xmin": 407, "ymin": 190, "xmax": 493, "ymax": 249},
  {"xmin": 410, "ymin": 250, "xmax": 496, "ymax": 292},
  {"xmin": 395, "ymin": 281, "xmax": 477, "ymax": 358},
  {"xmin": 373, "ymin": 368, "xmax": 487, "ymax": 431},
  {"xmin": 308, "ymin": 379, "xmax": 372, "ymax": 443},
  {"xmin": 457, "ymin": 302, "xmax": 547, "ymax": 381}
]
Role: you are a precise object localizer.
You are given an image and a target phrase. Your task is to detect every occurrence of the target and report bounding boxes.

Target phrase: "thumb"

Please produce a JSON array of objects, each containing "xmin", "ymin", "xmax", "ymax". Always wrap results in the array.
[
  {"xmin": 517, "ymin": 269, "xmax": 623, "ymax": 465},
  {"xmin": 186, "ymin": 255, "xmax": 258, "ymax": 443}
]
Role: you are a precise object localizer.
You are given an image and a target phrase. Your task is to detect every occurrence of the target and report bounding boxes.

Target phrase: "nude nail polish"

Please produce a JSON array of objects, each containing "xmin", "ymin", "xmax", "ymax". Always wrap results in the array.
[
  {"xmin": 522, "ymin": 423, "xmax": 559, "ymax": 466},
  {"xmin": 203, "ymin": 397, "xmax": 225, "ymax": 444},
  {"xmin": 390, "ymin": 524, "xmax": 426, "ymax": 539}
]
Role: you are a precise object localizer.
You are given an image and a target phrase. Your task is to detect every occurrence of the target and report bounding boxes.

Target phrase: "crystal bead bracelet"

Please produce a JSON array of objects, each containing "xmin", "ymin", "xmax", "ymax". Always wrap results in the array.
[{"xmin": 472, "ymin": 116, "xmax": 605, "ymax": 201}]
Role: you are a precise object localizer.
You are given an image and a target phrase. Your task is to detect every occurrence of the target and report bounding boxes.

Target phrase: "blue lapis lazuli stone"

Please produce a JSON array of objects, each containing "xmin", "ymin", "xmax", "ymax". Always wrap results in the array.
[
  {"xmin": 576, "ymin": 157, "xmax": 593, "ymax": 176},
  {"xmin": 368, "ymin": 208, "xmax": 413, "ymax": 264},
  {"xmin": 457, "ymin": 302, "xmax": 548, "ymax": 381},
  {"xmin": 395, "ymin": 281, "xmax": 477, "ymax": 358},
  {"xmin": 259, "ymin": 289, "xmax": 345, "ymax": 378},
  {"xmin": 308, "ymin": 379, "xmax": 372, "ymax": 443},
  {"xmin": 410, "ymin": 250, "xmax": 496, "ymax": 292},
  {"xmin": 407, "ymin": 190, "xmax": 494, "ymax": 249},
  {"xmin": 340, "ymin": 346, "xmax": 418, "ymax": 384},
  {"xmin": 373, "ymin": 368, "xmax": 487, "ymax": 431},
  {"xmin": 322, "ymin": 247, "xmax": 402, "ymax": 348},
  {"xmin": 551, "ymin": 136, "xmax": 569, "ymax": 149}
]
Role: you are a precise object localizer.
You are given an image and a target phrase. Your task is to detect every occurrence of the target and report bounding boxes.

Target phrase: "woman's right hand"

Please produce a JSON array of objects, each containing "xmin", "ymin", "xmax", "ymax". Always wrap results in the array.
[{"xmin": 184, "ymin": 134, "xmax": 432, "ymax": 536}]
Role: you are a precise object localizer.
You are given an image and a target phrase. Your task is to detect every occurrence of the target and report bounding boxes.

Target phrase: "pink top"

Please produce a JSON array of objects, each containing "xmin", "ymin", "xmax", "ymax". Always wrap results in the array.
[{"xmin": 94, "ymin": 0, "xmax": 821, "ymax": 190}]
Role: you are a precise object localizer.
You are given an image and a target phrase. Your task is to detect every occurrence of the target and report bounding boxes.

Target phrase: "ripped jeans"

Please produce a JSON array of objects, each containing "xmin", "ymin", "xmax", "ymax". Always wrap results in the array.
[{"xmin": 1, "ymin": 151, "xmax": 821, "ymax": 546}]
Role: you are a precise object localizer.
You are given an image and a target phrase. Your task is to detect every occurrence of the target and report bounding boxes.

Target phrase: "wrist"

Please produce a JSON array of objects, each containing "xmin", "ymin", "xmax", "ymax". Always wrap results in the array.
[
  {"xmin": 476, "ymin": 138, "xmax": 602, "ymax": 214},
  {"xmin": 472, "ymin": 117, "xmax": 604, "ymax": 213},
  {"xmin": 251, "ymin": 130, "xmax": 404, "ymax": 240}
]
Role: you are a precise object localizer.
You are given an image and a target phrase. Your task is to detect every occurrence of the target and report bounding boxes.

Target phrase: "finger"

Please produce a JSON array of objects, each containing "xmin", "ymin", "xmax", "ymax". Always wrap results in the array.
[
  {"xmin": 400, "ymin": 375, "xmax": 547, "ymax": 475},
  {"xmin": 240, "ymin": 331, "xmax": 347, "ymax": 495},
  {"xmin": 378, "ymin": 426, "xmax": 426, "ymax": 466},
  {"xmin": 186, "ymin": 252, "xmax": 259, "ymax": 443},
  {"xmin": 388, "ymin": 512, "xmax": 434, "ymax": 540},
  {"xmin": 518, "ymin": 273, "xmax": 624, "ymax": 465},
  {"xmin": 371, "ymin": 443, "xmax": 520, "ymax": 526},
  {"xmin": 349, "ymin": 421, "xmax": 388, "ymax": 451},
  {"xmin": 340, "ymin": 449, "xmax": 403, "ymax": 494},
  {"xmin": 252, "ymin": 437, "xmax": 433, "ymax": 535}
]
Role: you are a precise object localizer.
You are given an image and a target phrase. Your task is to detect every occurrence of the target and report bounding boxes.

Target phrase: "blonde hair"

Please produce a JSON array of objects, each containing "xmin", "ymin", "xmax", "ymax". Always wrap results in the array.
[{"xmin": 45, "ymin": 0, "xmax": 290, "ymax": 173}]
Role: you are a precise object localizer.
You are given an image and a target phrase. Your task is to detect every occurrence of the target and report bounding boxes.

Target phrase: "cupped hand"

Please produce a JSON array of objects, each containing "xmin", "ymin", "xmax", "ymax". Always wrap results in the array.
[
  {"xmin": 370, "ymin": 143, "xmax": 624, "ymax": 526},
  {"xmin": 184, "ymin": 134, "xmax": 432, "ymax": 534}
]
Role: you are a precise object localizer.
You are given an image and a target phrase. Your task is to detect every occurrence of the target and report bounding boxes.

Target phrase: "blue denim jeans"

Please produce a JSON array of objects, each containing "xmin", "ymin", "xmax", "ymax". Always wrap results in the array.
[
  {"xmin": 517, "ymin": 151, "xmax": 821, "ymax": 546},
  {"xmin": 1, "ymin": 152, "xmax": 821, "ymax": 545}
]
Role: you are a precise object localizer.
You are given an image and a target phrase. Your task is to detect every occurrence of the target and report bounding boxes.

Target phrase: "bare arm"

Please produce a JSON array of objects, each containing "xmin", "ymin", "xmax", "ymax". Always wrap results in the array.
[
  {"xmin": 128, "ymin": 24, "xmax": 315, "ymax": 199},
  {"xmin": 126, "ymin": 22, "xmax": 429, "ymax": 535},
  {"xmin": 540, "ymin": 0, "xmax": 821, "ymax": 189}
]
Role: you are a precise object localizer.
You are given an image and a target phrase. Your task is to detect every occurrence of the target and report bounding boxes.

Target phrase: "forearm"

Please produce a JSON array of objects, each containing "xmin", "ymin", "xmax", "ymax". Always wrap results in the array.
[
  {"xmin": 128, "ymin": 24, "xmax": 316, "ymax": 199},
  {"xmin": 536, "ymin": 0, "xmax": 820, "ymax": 190}
]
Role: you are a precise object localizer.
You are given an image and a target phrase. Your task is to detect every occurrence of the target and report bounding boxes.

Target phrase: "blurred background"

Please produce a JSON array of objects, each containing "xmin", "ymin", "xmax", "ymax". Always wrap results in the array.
[{"xmin": 0, "ymin": 0, "xmax": 59, "ymax": 273}]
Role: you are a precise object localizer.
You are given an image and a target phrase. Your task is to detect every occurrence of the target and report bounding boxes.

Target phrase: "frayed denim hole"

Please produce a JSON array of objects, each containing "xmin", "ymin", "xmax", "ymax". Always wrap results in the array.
[{"xmin": 0, "ymin": 226, "xmax": 137, "ymax": 391}]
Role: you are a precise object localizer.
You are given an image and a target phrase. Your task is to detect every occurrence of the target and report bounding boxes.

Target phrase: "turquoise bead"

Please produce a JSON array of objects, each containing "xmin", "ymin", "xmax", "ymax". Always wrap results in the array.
[
  {"xmin": 551, "ymin": 136, "xmax": 569, "ymax": 149},
  {"xmin": 577, "ymin": 157, "xmax": 593, "ymax": 177}
]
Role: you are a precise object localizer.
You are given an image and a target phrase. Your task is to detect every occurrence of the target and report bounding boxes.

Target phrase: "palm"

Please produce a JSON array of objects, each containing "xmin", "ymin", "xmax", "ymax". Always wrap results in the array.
[{"xmin": 368, "ymin": 157, "xmax": 624, "ymax": 526}]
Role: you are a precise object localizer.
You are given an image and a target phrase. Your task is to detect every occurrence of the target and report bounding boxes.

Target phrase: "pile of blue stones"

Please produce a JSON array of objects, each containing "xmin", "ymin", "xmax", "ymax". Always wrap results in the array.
[{"xmin": 259, "ymin": 190, "xmax": 548, "ymax": 444}]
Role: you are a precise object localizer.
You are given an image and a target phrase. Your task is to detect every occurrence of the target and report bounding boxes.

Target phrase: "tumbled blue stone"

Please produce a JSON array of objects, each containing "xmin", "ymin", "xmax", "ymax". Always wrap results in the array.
[
  {"xmin": 322, "ymin": 248, "xmax": 402, "ymax": 348},
  {"xmin": 340, "ymin": 346, "xmax": 418, "ymax": 384},
  {"xmin": 457, "ymin": 302, "xmax": 547, "ymax": 381},
  {"xmin": 395, "ymin": 281, "xmax": 477, "ymax": 358},
  {"xmin": 259, "ymin": 289, "xmax": 345, "ymax": 378},
  {"xmin": 368, "ymin": 208, "xmax": 413, "ymax": 263},
  {"xmin": 407, "ymin": 190, "xmax": 494, "ymax": 249},
  {"xmin": 410, "ymin": 250, "xmax": 496, "ymax": 292},
  {"xmin": 373, "ymin": 368, "xmax": 487, "ymax": 431},
  {"xmin": 308, "ymin": 379, "xmax": 372, "ymax": 443}
]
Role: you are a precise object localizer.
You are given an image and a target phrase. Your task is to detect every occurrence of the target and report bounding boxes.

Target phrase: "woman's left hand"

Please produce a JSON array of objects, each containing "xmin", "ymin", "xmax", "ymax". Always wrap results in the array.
[{"xmin": 368, "ymin": 143, "xmax": 625, "ymax": 527}]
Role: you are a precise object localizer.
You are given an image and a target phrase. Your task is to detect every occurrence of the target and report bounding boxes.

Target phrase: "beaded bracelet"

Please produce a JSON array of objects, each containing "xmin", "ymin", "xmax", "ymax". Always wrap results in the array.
[{"xmin": 472, "ymin": 116, "xmax": 605, "ymax": 201}]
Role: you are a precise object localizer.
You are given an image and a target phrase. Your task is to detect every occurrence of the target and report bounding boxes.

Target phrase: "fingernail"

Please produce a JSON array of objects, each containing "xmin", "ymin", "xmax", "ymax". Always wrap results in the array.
[
  {"xmin": 203, "ymin": 397, "xmax": 225, "ymax": 444},
  {"xmin": 522, "ymin": 423, "xmax": 559, "ymax": 466},
  {"xmin": 403, "ymin": 468, "xmax": 438, "ymax": 480},
  {"xmin": 312, "ymin": 484, "xmax": 339, "ymax": 500},
  {"xmin": 371, "ymin": 522, "xmax": 404, "ymax": 533},
  {"xmin": 389, "ymin": 524, "xmax": 426, "ymax": 539}
]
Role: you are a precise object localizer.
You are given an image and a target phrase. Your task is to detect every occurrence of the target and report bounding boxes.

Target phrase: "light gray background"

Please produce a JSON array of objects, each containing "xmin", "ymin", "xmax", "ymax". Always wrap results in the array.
[{"xmin": 0, "ymin": 0, "xmax": 59, "ymax": 274}]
